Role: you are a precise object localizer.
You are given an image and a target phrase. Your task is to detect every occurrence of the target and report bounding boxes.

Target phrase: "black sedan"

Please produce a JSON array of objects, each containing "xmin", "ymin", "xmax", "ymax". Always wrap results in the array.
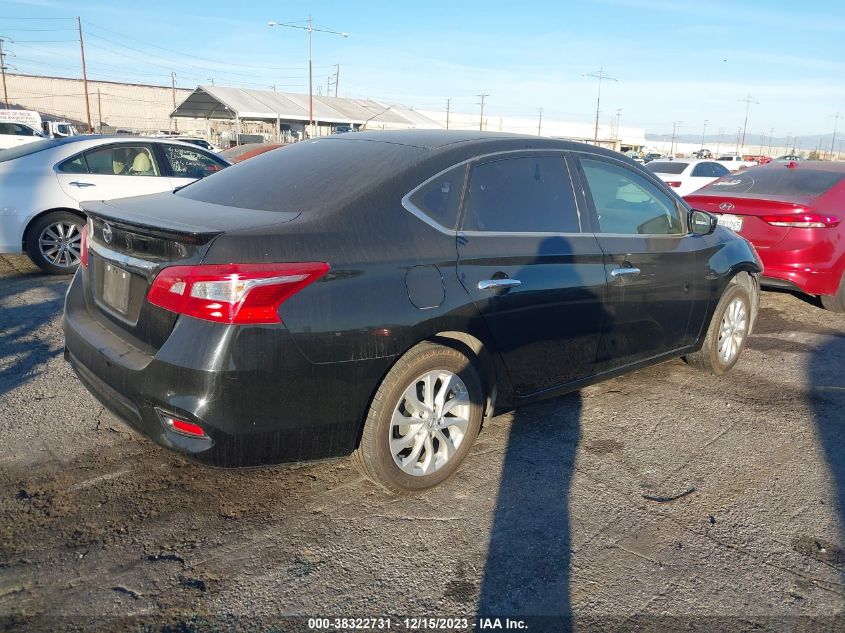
[{"xmin": 64, "ymin": 131, "xmax": 762, "ymax": 494}]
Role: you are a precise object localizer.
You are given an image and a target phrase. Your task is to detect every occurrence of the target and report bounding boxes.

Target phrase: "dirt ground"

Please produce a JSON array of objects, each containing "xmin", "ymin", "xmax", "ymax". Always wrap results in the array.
[{"xmin": 1, "ymin": 253, "xmax": 844, "ymax": 632}]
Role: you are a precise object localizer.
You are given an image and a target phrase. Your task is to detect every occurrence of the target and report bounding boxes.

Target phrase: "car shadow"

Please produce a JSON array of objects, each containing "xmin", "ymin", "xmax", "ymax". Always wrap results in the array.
[
  {"xmin": 0, "ymin": 280, "xmax": 66, "ymax": 398},
  {"xmin": 807, "ymin": 332, "xmax": 845, "ymax": 570},
  {"xmin": 476, "ymin": 394, "xmax": 581, "ymax": 631}
]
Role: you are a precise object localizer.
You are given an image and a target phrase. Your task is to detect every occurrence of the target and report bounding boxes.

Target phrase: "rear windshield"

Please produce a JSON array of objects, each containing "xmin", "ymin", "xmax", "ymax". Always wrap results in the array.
[
  {"xmin": 716, "ymin": 156, "xmax": 736, "ymax": 161},
  {"xmin": 699, "ymin": 167, "xmax": 845, "ymax": 198},
  {"xmin": 0, "ymin": 139, "xmax": 59, "ymax": 162},
  {"xmin": 177, "ymin": 138, "xmax": 422, "ymax": 212},
  {"xmin": 647, "ymin": 161, "xmax": 687, "ymax": 175}
]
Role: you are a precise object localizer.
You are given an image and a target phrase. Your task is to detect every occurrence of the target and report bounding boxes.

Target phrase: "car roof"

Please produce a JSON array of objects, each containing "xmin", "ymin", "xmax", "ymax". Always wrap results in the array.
[{"xmin": 316, "ymin": 129, "xmax": 629, "ymax": 162}]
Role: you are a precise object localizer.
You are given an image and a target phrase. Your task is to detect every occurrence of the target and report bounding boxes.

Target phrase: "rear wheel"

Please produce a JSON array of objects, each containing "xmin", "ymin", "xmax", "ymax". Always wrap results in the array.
[
  {"xmin": 820, "ymin": 274, "xmax": 845, "ymax": 313},
  {"xmin": 25, "ymin": 211, "xmax": 84, "ymax": 275},
  {"xmin": 353, "ymin": 341, "xmax": 484, "ymax": 494},
  {"xmin": 684, "ymin": 282, "xmax": 752, "ymax": 375}
]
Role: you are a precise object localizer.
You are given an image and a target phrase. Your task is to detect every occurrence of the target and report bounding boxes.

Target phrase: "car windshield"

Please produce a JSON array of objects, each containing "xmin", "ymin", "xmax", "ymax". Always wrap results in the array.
[
  {"xmin": 698, "ymin": 167, "xmax": 845, "ymax": 199},
  {"xmin": 0, "ymin": 139, "xmax": 60, "ymax": 162},
  {"xmin": 647, "ymin": 161, "xmax": 687, "ymax": 175},
  {"xmin": 716, "ymin": 156, "xmax": 736, "ymax": 161}
]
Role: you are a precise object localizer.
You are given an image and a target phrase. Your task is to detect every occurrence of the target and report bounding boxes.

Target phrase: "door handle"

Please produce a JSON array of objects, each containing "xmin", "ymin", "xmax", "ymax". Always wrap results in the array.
[
  {"xmin": 478, "ymin": 278, "xmax": 522, "ymax": 290},
  {"xmin": 68, "ymin": 181, "xmax": 96, "ymax": 188},
  {"xmin": 610, "ymin": 267, "xmax": 641, "ymax": 278}
]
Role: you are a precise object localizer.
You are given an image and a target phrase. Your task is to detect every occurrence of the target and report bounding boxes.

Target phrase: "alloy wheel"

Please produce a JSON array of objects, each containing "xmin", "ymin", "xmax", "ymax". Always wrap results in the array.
[
  {"xmin": 717, "ymin": 297, "xmax": 747, "ymax": 365},
  {"xmin": 389, "ymin": 370, "xmax": 471, "ymax": 476},
  {"xmin": 38, "ymin": 221, "xmax": 81, "ymax": 269}
]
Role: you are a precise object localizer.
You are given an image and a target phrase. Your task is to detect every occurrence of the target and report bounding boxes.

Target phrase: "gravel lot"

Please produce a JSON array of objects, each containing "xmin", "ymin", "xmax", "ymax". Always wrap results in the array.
[{"xmin": 1, "ymin": 253, "xmax": 844, "ymax": 632}]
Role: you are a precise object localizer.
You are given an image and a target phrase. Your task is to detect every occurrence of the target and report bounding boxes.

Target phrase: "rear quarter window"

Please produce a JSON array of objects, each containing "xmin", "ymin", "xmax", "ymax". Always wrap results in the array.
[
  {"xmin": 700, "ymin": 168, "xmax": 845, "ymax": 198},
  {"xmin": 406, "ymin": 164, "xmax": 466, "ymax": 230}
]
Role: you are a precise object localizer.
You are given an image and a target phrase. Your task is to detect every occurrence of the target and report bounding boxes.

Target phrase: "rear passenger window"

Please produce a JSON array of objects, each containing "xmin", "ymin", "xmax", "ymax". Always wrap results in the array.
[
  {"xmin": 58, "ymin": 155, "xmax": 88, "ymax": 174},
  {"xmin": 462, "ymin": 155, "xmax": 580, "ymax": 233},
  {"xmin": 408, "ymin": 165, "xmax": 466, "ymax": 230},
  {"xmin": 691, "ymin": 163, "xmax": 713, "ymax": 177}
]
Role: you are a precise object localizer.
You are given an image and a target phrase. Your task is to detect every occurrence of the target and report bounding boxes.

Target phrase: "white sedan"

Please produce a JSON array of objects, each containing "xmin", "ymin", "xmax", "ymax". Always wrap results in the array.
[
  {"xmin": 0, "ymin": 135, "xmax": 230, "ymax": 273},
  {"xmin": 645, "ymin": 159, "xmax": 731, "ymax": 196},
  {"xmin": 0, "ymin": 121, "xmax": 46, "ymax": 150}
]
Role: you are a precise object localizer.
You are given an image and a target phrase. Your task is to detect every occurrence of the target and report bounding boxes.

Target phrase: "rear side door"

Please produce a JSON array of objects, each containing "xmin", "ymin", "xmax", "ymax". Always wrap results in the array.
[
  {"xmin": 157, "ymin": 143, "xmax": 228, "ymax": 189},
  {"xmin": 55, "ymin": 143, "xmax": 171, "ymax": 203},
  {"xmin": 456, "ymin": 152, "xmax": 607, "ymax": 396},
  {"xmin": 571, "ymin": 153, "xmax": 709, "ymax": 372}
]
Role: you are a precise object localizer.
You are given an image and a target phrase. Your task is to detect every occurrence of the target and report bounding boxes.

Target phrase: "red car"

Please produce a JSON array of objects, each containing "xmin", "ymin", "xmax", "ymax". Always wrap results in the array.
[{"xmin": 685, "ymin": 161, "xmax": 844, "ymax": 311}]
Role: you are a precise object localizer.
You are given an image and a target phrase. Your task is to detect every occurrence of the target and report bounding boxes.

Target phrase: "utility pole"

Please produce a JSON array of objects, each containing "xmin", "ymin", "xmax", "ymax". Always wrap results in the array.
[
  {"xmin": 700, "ymin": 119, "xmax": 708, "ymax": 149},
  {"xmin": 670, "ymin": 121, "xmax": 682, "ymax": 156},
  {"xmin": 735, "ymin": 126, "xmax": 742, "ymax": 155},
  {"xmin": 615, "ymin": 108, "xmax": 622, "ymax": 142},
  {"xmin": 334, "ymin": 63, "xmax": 339, "ymax": 97},
  {"xmin": 77, "ymin": 17, "xmax": 92, "ymax": 133},
  {"xmin": 171, "ymin": 72, "xmax": 178, "ymax": 132},
  {"xmin": 0, "ymin": 39, "xmax": 8, "ymax": 109},
  {"xmin": 96, "ymin": 88, "xmax": 102, "ymax": 132},
  {"xmin": 477, "ymin": 93, "xmax": 488, "ymax": 131},
  {"xmin": 445, "ymin": 98, "xmax": 451, "ymax": 130},
  {"xmin": 767, "ymin": 127, "xmax": 774, "ymax": 155},
  {"xmin": 738, "ymin": 93, "xmax": 758, "ymax": 153},
  {"xmin": 830, "ymin": 112, "xmax": 841, "ymax": 160},
  {"xmin": 583, "ymin": 66, "xmax": 617, "ymax": 144},
  {"xmin": 538, "ymin": 108, "xmax": 543, "ymax": 136}
]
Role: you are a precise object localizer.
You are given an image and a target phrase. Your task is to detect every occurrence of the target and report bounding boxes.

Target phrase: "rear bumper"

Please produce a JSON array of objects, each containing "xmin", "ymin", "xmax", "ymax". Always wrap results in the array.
[
  {"xmin": 757, "ymin": 258, "xmax": 843, "ymax": 296},
  {"xmin": 63, "ymin": 271, "xmax": 390, "ymax": 467}
]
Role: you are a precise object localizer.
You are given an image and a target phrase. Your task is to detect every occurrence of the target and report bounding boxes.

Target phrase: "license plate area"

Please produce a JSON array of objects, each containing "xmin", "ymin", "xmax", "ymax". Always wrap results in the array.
[
  {"xmin": 717, "ymin": 214, "xmax": 743, "ymax": 232},
  {"xmin": 102, "ymin": 262, "xmax": 131, "ymax": 314}
]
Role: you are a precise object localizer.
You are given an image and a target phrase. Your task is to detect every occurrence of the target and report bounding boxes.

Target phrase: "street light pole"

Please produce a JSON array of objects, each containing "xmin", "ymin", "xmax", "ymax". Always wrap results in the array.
[
  {"xmin": 830, "ymin": 112, "xmax": 841, "ymax": 161},
  {"xmin": 268, "ymin": 17, "xmax": 347, "ymax": 139},
  {"xmin": 700, "ymin": 119, "xmax": 708, "ymax": 150}
]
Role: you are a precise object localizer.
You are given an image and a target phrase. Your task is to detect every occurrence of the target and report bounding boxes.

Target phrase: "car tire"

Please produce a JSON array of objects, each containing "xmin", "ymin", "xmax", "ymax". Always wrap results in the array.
[
  {"xmin": 25, "ymin": 211, "xmax": 85, "ymax": 275},
  {"xmin": 820, "ymin": 275, "xmax": 845, "ymax": 313},
  {"xmin": 352, "ymin": 341, "xmax": 484, "ymax": 494},
  {"xmin": 684, "ymin": 281, "xmax": 752, "ymax": 375}
]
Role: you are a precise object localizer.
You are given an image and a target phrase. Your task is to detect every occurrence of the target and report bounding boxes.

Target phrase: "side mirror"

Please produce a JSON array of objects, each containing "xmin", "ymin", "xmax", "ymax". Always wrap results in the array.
[{"xmin": 689, "ymin": 209, "xmax": 718, "ymax": 235}]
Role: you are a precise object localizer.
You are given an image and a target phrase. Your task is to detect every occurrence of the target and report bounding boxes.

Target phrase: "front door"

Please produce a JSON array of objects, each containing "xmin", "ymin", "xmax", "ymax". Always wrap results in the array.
[
  {"xmin": 456, "ymin": 152, "xmax": 607, "ymax": 396},
  {"xmin": 572, "ymin": 153, "xmax": 707, "ymax": 373}
]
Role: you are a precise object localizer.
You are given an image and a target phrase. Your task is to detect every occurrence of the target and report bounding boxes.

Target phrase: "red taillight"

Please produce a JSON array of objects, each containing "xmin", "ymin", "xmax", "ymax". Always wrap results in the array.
[
  {"xmin": 80, "ymin": 222, "xmax": 89, "ymax": 268},
  {"xmin": 161, "ymin": 414, "xmax": 207, "ymax": 438},
  {"xmin": 761, "ymin": 213, "xmax": 840, "ymax": 228},
  {"xmin": 147, "ymin": 262, "xmax": 329, "ymax": 324},
  {"xmin": 665, "ymin": 181, "xmax": 682, "ymax": 188}
]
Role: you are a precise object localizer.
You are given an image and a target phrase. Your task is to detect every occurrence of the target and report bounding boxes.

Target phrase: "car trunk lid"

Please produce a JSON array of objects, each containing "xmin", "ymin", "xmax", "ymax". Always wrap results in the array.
[
  {"xmin": 684, "ymin": 194, "xmax": 812, "ymax": 248},
  {"xmin": 82, "ymin": 192, "xmax": 299, "ymax": 351}
]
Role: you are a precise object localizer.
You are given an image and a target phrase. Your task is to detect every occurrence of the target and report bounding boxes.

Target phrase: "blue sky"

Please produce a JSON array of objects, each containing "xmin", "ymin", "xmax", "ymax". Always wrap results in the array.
[{"xmin": 2, "ymin": 0, "xmax": 843, "ymax": 137}]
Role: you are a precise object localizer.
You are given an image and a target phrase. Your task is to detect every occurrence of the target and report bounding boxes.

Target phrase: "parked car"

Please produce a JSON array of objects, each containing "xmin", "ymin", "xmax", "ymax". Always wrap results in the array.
[
  {"xmin": 685, "ymin": 160, "xmax": 845, "ymax": 311},
  {"xmin": 775, "ymin": 155, "xmax": 802, "ymax": 162},
  {"xmin": 64, "ymin": 131, "xmax": 761, "ymax": 494},
  {"xmin": 646, "ymin": 159, "xmax": 731, "ymax": 196},
  {"xmin": 0, "ymin": 135, "xmax": 230, "ymax": 274},
  {"xmin": 0, "ymin": 121, "xmax": 46, "ymax": 150},
  {"xmin": 219, "ymin": 142, "xmax": 285, "ymax": 163},
  {"xmin": 716, "ymin": 155, "xmax": 757, "ymax": 171},
  {"xmin": 333, "ymin": 125, "xmax": 353, "ymax": 134},
  {"xmin": 692, "ymin": 149, "xmax": 713, "ymax": 159},
  {"xmin": 172, "ymin": 136, "xmax": 220, "ymax": 152},
  {"xmin": 643, "ymin": 152, "xmax": 664, "ymax": 163}
]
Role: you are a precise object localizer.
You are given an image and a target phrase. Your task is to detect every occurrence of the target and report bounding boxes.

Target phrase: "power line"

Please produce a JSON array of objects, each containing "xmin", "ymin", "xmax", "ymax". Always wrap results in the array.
[{"xmin": 84, "ymin": 20, "xmax": 311, "ymax": 71}]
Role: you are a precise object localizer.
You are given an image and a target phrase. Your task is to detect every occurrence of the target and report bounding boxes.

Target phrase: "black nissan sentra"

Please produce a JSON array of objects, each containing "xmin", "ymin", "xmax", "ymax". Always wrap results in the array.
[{"xmin": 64, "ymin": 131, "xmax": 762, "ymax": 494}]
